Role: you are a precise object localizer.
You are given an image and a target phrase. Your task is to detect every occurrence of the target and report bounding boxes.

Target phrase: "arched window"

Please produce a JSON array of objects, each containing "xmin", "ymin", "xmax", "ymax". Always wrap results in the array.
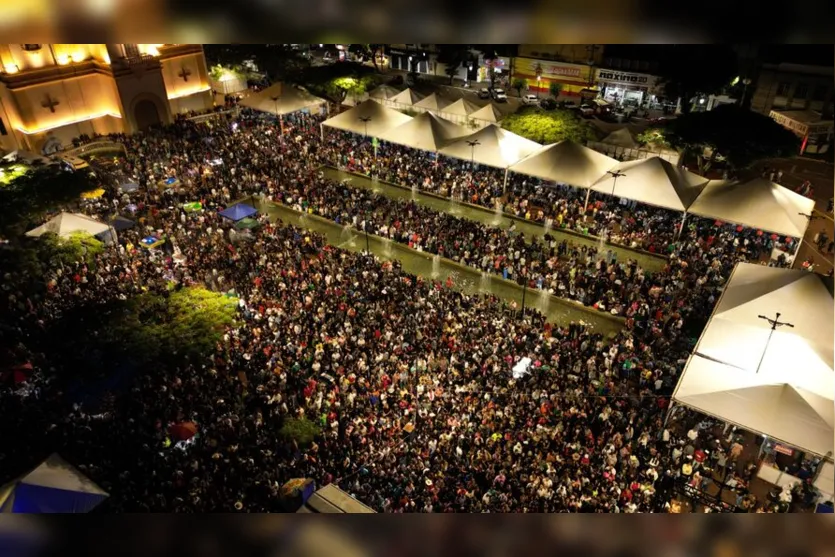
[{"xmin": 21, "ymin": 44, "xmax": 42, "ymax": 51}]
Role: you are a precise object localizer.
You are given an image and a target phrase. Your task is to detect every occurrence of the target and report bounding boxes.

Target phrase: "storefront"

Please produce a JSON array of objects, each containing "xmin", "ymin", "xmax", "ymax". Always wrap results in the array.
[
  {"xmin": 386, "ymin": 47, "xmax": 431, "ymax": 74},
  {"xmin": 478, "ymin": 56, "xmax": 511, "ymax": 86},
  {"xmin": 770, "ymin": 109, "xmax": 834, "ymax": 154},
  {"xmin": 595, "ymin": 69, "xmax": 658, "ymax": 108},
  {"xmin": 512, "ymin": 57, "xmax": 591, "ymax": 96}
]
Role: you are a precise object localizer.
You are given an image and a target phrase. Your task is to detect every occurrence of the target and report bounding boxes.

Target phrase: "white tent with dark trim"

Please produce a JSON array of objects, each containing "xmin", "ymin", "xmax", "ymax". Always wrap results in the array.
[
  {"xmin": 443, "ymin": 98, "xmax": 482, "ymax": 117},
  {"xmin": 672, "ymin": 263, "xmax": 834, "ymax": 456},
  {"xmin": 688, "ymin": 178, "xmax": 815, "ymax": 238},
  {"xmin": 509, "ymin": 140, "xmax": 618, "ymax": 188},
  {"xmin": 379, "ymin": 112, "xmax": 469, "ymax": 152},
  {"xmin": 413, "ymin": 94, "xmax": 450, "ymax": 112},
  {"xmin": 389, "ymin": 88, "xmax": 424, "ymax": 107},
  {"xmin": 590, "ymin": 157, "xmax": 709, "ymax": 212},
  {"xmin": 238, "ymin": 82, "xmax": 326, "ymax": 115},
  {"xmin": 470, "ymin": 103, "xmax": 503, "ymax": 123},
  {"xmin": 368, "ymin": 84, "xmax": 401, "ymax": 101},
  {"xmin": 439, "ymin": 124, "xmax": 540, "ymax": 168},
  {"xmin": 322, "ymin": 99, "xmax": 412, "ymax": 136},
  {"xmin": 602, "ymin": 127, "xmax": 638, "ymax": 148},
  {"xmin": 25, "ymin": 212, "xmax": 111, "ymax": 239}
]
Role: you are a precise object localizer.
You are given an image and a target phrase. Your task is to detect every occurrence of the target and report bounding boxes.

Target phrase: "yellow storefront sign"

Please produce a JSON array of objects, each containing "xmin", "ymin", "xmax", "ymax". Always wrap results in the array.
[{"xmin": 513, "ymin": 57, "xmax": 592, "ymax": 95}]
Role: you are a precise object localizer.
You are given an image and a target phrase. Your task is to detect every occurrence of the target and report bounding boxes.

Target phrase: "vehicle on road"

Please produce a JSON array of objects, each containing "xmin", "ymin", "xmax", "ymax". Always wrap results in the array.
[
  {"xmin": 522, "ymin": 94, "xmax": 539, "ymax": 105},
  {"xmin": 477, "ymin": 89, "xmax": 491, "ymax": 99},
  {"xmin": 540, "ymin": 98, "xmax": 557, "ymax": 110},
  {"xmin": 491, "ymin": 88, "xmax": 508, "ymax": 103},
  {"xmin": 559, "ymin": 100, "xmax": 577, "ymax": 109},
  {"xmin": 579, "ymin": 104, "xmax": 595, "ymax": 117}
]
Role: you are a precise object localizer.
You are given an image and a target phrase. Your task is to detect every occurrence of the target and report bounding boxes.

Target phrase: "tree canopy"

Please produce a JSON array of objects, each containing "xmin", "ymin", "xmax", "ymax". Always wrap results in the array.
[
  {"xmin": 0, "ymin": 165, "xmax": 98, "ymax": 239},
  {"xmin": 651, "ymin": 104, "xmax": 800, "ymax": 172},
  {"xmin": 300, "ymin": 62, "xmax": 378, "ymax": 103},
  {"xmin": 501, "ymin": 107, "xmax": 599, "ymax": 144},
  {"xmin": 656, "ymin": 45, "xmax": 738, "ymax": 113}
]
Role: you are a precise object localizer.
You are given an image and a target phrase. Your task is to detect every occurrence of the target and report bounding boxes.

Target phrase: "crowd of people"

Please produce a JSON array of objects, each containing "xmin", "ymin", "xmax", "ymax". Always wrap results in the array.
[{"xmin": 0, "ymin": 105, "xmax": 816, "ymax": 513}]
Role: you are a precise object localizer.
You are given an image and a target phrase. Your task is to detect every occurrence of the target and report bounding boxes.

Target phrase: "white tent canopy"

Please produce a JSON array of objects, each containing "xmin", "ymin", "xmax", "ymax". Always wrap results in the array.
[
  {"xmin": 470, "ymin": 103, "xmax": 503, "ymax": 123},
  {"xmin": 379, "ymin": 112, "xmax": 469, "ymax": 152},
  {"xmin": 591, "ymin": 157, "xmax": 709, "ymax": 212},
  {"xmin": 509, "ymin": 140, "xmax": 618, "ymax": 189},
  {"xmin": 443, "ymin": 98, "xmax": 482, "ymax": 117},
  {"xmin": 414, "ymin": 93, "xmax": 450, "ymax": 112},
  {"xmin": 25, "ymin": 212, "xmax": 111, "ymax": 238},
  {"xmin": 688, "ymin": 178, "xmax": 815, "ymax": 238},
  {"xmin": 602, "ymin": 128, "xmax": 638, "ymax": 148},
  {"xmin": 238, "ymin": 82, "xmax": 326, "ymax": 116},
  {"xmin": 440, "ymin": 124, "xmax": 541, "ymax": 168},
  {"xmin": 368, "ymin": 84, "xmax": 401, "ymax": 100},
  {"xmin": 673, "ymin": 263, "xmax": 834, "ymax": 456},
  {"xmin": 389, "ymin": 88, "xmax": 424, "ymax": 106},
  {"xmin": 322, "ymin": 99, "xmax": 412, "ymax": 136}
]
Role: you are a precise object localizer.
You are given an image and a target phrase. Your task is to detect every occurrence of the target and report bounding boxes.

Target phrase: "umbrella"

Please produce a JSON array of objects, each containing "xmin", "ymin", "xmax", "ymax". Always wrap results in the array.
[
  {"xmin": 183, "ymin": 202, "xmax": 203, "ymax": 212},
  {"xmin": 235, "ymin": 217, "xmax": 260, "ymax": 230},
  {"xmin": 81, "ymin": 188, "xmax": 105, "ymax": 199},
  {"xmin": 1, "ymin": 362, "xmax": 33, "ymax": 385},
  {"xmin": 168, "ymin": 421, "xmax": 198, "ymax": 441}
]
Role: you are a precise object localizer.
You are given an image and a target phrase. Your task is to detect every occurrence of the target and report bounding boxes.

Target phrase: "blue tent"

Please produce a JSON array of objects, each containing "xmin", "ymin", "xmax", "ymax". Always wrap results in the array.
[
  {"xmin": 219, "ymin": 203, "xmax": 258, "ymax": 222},
  {"xmin": 109, "ymin": 215, "xmax": 135, "ymax": 232},
  {"xmin": 0, "ymin": 454, "xmax": 109, "ymax": 513}
]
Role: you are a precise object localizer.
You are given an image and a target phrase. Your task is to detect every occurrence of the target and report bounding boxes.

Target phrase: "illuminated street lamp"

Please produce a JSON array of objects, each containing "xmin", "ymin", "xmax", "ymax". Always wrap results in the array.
[
  {"xmin": 536, "ymin": 75, "xmax": 541, "ymax": 98},
  {"xmin": 359, "ymin": 115, "xmax": 371, "ymax": 137}
]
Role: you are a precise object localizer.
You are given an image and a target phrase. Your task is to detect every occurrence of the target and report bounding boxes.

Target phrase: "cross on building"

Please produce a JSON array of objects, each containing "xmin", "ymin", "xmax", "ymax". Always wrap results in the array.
[
  {"xmin": 178, "ymin": 67, "xmax": 192, "ymax": 82},
  {"xmin": 41, "ymin": 95, "xmax": 60, "ymax": 113}
]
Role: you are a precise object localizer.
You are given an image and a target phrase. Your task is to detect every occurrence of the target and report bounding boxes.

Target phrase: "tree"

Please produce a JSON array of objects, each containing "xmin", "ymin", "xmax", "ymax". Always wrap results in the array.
[
  {"xmin": 301, "ymin": 62, "xmax": 377, "ymax": 103},
  {"xmin": 0, "ymin": 165, "xmax": 98, "ymax": 239},
  {"xmin": 654, "ymin": 104, "xmax": 800, "ymax": 172},
  {"xmin": 511, "ymin": 77, "xmax": 529, "ymax": 96},
  {"xmin": 279, "ymin": 417, "xmax": 322, "ymax": 447},
  {"xmin": 656, "ymin": 45, "xmax": 738, "ymax": 113},
  {"xmin": 549, "ymin": 82, "xmax": 563, "ymax": 99},
  {"xmin": 501, "ymin": 107, "xmax": 599, "ymax": 144},
  {"xmin": 37, "ymin": 232, "xmax": 104, "ymax": 268}
]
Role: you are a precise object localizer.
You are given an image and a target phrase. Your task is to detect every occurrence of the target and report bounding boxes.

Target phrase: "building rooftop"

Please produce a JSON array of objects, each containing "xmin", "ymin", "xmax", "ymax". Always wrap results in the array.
[{"xmin": 761, "ymin": 63, "xmax": 834, "ymax": 76}]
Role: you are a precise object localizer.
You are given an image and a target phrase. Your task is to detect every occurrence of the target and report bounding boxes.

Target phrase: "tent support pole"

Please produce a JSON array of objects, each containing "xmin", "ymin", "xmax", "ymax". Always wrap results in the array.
[
  {"xmin": 663, "ymin": 400, "xmax": 676, "ymax": 430},
  {"xmin": 320, "ymin": 124, "xmax": 324, "ymax": 143},
  {"xmin": 675, "ymin": 212, "xmax": 687, "ymax": 241},
  {"xmin": 503, "ymin": 167, "xmax": 509, "ymax": 194},
  {"xmin": 583, "ymin": 188, "xmax": 591, "ymax": 214}
]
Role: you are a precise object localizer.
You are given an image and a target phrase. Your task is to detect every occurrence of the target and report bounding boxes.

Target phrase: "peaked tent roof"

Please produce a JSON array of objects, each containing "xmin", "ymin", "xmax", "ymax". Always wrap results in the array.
[
  {"xmin": 0, "ymin": 454, "xmax": 109, "ymax": 513},
  {"xmin": 509, "ymin": 141, "xmax": 618, "ymax": 189},
  {"xmin": 389, "ymin": 88, "xmax": 424, "ymax": 106},
  {"xmin": 673, "ymin": 263, "xmax": 834, "ymax": 456},
  {"xmin": 470, "ymin": 103, "xmax": 503, "ymax": 123},
  {"xmin": 443, "ymin": 98, "xmax": 482, "ymax": 117},
  {"xmin": 413, "ymin": 93, "xmax": 450, "ymax": 112},
  {"xmin": 378, "ymin": 112, "xmax": 470, "ymax": 152},
  {"xmin": 368, "ymin": 84, "xmax": 401, "ymax": 100},
  {"xmin": 688, "ymin": 177, "xmax": 816, "ymax": 238},
  {"xmin": 322, "ymin": 99, "xmax": 412, "ymax": 136},
  {"xmin": 25, "ymin": 212, "xmax": 111, "ymax": 238},
  {"xmin": 590, "ymin": 157, "xmax": 709, "ymax": 212},
  {"xmin": 219, "ymin": 203, "xmax": 258, "ymax": 222},
  {"xmin": 238, "ymin": 82, "xmax": 326, "ymax": 116},
  {"xmin": 602, "ymin": 127, "xmax": 638, "ymax": 148},
  {"xmin": 439, "ymin": 124, "xmax": 541, "ymax": 168}
]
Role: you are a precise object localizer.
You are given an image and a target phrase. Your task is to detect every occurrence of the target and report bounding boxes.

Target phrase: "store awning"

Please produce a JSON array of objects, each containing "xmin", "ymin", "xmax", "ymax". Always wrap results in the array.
[
  {"xmin": 509, "ymin": 140, "xmax": 618, "ymax": 189},
  {"xmin": 590, "ymin": 157, "xmax": 708, "ymax": 212},
  {"xmin": 322, "ymin": 99, "xmax": 412, "ymax": 136},
  {"xmin": 672, "ymin": 262, "xmax": 834, "ymax": 457},
  {"xmin": 688, "ymin": 178, "xmax": 816, "ymax": 238},
  {"xmin": 440, "ymin": 124, "xmax": 541, "ymax": 168}
]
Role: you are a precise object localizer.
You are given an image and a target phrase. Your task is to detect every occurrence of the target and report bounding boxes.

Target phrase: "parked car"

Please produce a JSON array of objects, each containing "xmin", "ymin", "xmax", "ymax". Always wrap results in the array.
[
  {"xmin": 522, "ymin": 94, "xmax": 539, "ymax": 105},
  {"xmin": 560, "ymin": 100, "xmax": 577, "ymax": 109},
  {"xmin": 540, "ymin": 98, "xmax": 557, "ymax": 110},
  {"xmin": 491, "ymin": 88, "xmax": 508, "ymax": 103},
  {"xmin": 579, "ymin": 104, "xmax": 595, "ymax": 117},
  {"xmin": 477, "ymin": 89, "xmax": 491, "ymax": 99}
]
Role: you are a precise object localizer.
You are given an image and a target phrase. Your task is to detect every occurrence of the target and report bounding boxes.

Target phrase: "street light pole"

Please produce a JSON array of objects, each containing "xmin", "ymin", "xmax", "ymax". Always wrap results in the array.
[
  {"xmin": 467, "ymin": 139, "xmax": 480, "ymax": 168},
  {"xmin": 359, "ymin": 115, "xmax": 371, "ymax": 138},
  {"xmin": 754, "ymin": 313, "xmax": 794, "ymax": 374},
  {"xmin": 520, "ymin": 271, "xmax": 528, "ymax": 320},
  {"xmin": 270, "ymin": 95, "xmax": 284, "ymax": 137},
  {"xmin": 364, "ymin": 218, "xmax": 371, "ymax": 254},
  {"xmin": 606, "ymin": 169, "xmax": 626, "ymax": 198}
]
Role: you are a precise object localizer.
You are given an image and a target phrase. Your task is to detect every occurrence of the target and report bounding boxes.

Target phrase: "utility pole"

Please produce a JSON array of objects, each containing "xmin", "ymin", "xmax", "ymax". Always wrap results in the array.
[{"xmin": 755, "ymin": 313, "xmax": 794, "ymax": 374}]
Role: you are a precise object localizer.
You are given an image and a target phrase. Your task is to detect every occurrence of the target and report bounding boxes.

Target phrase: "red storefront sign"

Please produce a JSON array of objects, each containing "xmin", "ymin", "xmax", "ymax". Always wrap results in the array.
[{"xmin": 773, "ymin": 444, "xmax": 794, "ymax": 456}]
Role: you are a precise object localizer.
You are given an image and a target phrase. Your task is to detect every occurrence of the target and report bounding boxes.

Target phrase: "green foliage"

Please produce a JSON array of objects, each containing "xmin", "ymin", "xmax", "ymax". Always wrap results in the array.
[
  {"xmin": 0, "ymin": 165, "xmax": 97, "ymax": 238},
  {"xmin": 37, "ymin": 232, "xmax": 104, "ymax": 268},
  {"xmin": 279, "ymin": 418, "xmax": 322, "ymax": 447},
  {"xmin": 658, "ymin": 104, "xmax": 800, "ymax": 171},
  {"xmin": 502, "ymin": 107, "xmax": 598, "ymax": 144},
  {"xmin": 511, "ymin": 77, "xmax": 528, "ymax": 96},
  {"xmin": 301, "ymin": 62, "xmax": 377, "ymax": 103},
  {"xmin": 635, "ymin": 128, "xmax": 670, "ymax": 148},
  {"xmin": 549, "ymin": 82, "xmax": 563, "ymax": 98},
  {"xmin": 656, "ymin": 45, "xmax": 738, "ymax": 113}
]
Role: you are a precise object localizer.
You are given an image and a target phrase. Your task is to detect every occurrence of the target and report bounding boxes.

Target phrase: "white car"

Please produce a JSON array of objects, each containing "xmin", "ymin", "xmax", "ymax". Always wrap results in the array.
[
  {"xmin": 522, "ymin": 94, "xmax": 539, "ymax": 105},
  {"xmin": 491, "ymin": 88, "xmax": 508, "ymax": 102}
]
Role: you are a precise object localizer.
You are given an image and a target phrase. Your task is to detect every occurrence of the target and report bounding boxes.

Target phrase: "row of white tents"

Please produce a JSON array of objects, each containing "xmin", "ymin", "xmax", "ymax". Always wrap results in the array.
[
  {"xmin": 321, "ymin": 99, "xmax": 816, "ymax": 239},
  {"xmin": 368, "ymin": 85, "xmax": 504, "ymax": 125}
]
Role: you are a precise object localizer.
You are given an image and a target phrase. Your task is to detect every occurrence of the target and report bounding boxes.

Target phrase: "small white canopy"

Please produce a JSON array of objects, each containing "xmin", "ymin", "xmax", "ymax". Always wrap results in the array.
[
  {"xmin": 591, "ymin": 157, "xmax": 709, "ymax": 212},
  {"xmin": 25, "ymin": 212, "xmax": 111, "ymax": 238},
  {"xmin": 673, "ymin": 263, "xmax": 834, "ymax": 456},
  {"xmin": 443, "ymin": 98, "xmax": 482, "ymax": 117},
  {"xmin": 470, "ymin": 103, "xmax": 503, "ymax": 123},
  {"xmin": 414, "ymin": 93, "xmax": 450, "ymax": 112},
  {"xmin": 322, "ymin": 99, "xmax": 412, "ymax": 136},
  {"xmin": 602, "ymin": 128, "xmax": 638, "ymax": 148},
  {"xmin": 509, "ymin": 140, "xmax": 618, "ymax": 189},
  {"xmin": 688, "ymin": 178, "xmax": 815, "ymax": 238},
  {"xmin": 368, "ymin": 84, "xmax": 401, "ymax": 100},
  {"xmin": 238, "ymin": 82, "xmax": 326, "ymax": 116},
  {"xmin": 379, "ymin": 112, "xmax": 469, "ymax": 152},
  {"xmin": 389, "ymin": 88, "xmax": 424, "ymax": 107},
  {"xmin": 440, "ymin": 124, "xmax": 541, "ymax": 168}
]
